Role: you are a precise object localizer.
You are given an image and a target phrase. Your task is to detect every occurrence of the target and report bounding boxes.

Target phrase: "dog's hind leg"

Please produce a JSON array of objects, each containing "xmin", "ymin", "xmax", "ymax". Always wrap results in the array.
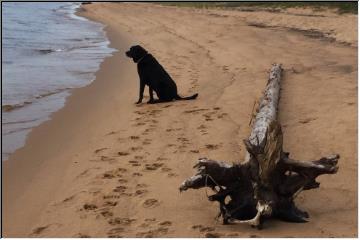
[
  {"xmin": 147, "ymin": 87, "xmax": 155, "ymax": 103},
  {"xmin": 147, "ymin": 99, "xmax": 172, "ymax": 104}
]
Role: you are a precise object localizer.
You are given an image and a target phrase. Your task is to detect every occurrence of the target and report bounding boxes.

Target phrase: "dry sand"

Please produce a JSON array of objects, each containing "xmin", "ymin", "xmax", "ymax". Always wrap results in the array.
[{"xmin": 3, "ymin": 3, "xmax": 357, "ymax": 237}]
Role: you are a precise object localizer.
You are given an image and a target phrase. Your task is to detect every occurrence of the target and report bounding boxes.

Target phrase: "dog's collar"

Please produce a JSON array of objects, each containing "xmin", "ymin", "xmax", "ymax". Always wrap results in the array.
[{"xmin": 136, "ymin": 54, "xmax": 149, "ymax": 64}]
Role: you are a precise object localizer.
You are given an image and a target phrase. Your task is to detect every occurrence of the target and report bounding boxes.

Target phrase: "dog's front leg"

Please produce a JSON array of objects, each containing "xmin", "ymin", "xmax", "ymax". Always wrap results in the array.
[
  {"xmin": 136, "ymin": 80, "xmax": 145, "ymax": 104},
  {"xmin": 147, "ymin": 87, "xmax": 155, "ymax": 104}
]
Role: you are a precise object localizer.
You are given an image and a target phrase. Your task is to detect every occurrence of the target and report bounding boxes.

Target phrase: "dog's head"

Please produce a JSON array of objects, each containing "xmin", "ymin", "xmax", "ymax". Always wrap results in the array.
[{"xmin": 125, "ymin": 45, "xmax": 148, "ymax": 63}]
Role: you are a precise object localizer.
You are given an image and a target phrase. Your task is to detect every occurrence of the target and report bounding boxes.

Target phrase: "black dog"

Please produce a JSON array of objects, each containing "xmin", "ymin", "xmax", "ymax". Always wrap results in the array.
[{"xmin": 126, "ymin": 45, "xmax": 198, "ymax": 104}]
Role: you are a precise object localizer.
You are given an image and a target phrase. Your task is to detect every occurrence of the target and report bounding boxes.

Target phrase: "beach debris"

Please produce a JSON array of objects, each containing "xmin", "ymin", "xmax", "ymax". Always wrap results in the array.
[{"xmin": 180, "ymin": 64, "xmax": 339, "ymax": 229}]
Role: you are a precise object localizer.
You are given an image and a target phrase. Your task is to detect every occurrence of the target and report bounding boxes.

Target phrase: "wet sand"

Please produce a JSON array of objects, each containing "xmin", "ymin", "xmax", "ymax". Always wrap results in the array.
[{"xmin": 3, "ymin": 3, "xmax": 357, "ymax": 237}]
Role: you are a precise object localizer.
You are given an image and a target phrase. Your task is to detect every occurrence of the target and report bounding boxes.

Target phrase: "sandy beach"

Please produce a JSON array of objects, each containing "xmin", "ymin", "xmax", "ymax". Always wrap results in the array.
[{"xmin": 3, "ymin": 3, "xmax": 357, "ymax": 237}]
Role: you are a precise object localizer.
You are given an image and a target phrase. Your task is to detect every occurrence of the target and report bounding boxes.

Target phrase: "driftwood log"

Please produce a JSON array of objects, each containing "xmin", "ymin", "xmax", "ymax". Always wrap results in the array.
[{"xmin": 180, "ymin": 64, "xmax": 339, "ymax": 229}]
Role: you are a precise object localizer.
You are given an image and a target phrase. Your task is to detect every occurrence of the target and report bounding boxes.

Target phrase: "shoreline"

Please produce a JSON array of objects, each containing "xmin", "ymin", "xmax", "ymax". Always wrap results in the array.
[
  {"xmin": 3, "ymin": 3, "xmax": 357, "ymax": 237},
  {"xmin": 3, "ymin": 5, "xmax": 136, "ymax": 236},
  {"xmin": 2, "ymin": 2, "xmax": 114, "ymax": 161}
]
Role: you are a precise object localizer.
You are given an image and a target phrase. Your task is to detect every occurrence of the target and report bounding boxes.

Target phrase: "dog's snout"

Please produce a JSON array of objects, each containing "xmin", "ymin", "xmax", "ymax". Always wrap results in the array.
[{"xmin": 125, "ymin": 50, "xmax": 131, "ymax": 57}]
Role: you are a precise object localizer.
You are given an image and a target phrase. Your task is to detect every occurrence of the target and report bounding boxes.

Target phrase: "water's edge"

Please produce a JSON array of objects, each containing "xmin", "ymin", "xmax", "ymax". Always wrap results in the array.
[{"xmin": 2, "ymin": 3, "xmax": 116, "ymax": 160}]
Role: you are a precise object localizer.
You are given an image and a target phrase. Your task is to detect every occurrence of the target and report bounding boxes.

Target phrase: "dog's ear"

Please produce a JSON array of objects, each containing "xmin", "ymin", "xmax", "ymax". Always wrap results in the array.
[
  {"xmin": 131, "ymin": 45, "xmax": 148, "ymax": 62},
  {"xmin": 135, "ymin": 45, "xmax": 147, "ymax": 53},
  {"xmin": 126, "ymin": 45, "xmax": 148, "ymax": 62}
]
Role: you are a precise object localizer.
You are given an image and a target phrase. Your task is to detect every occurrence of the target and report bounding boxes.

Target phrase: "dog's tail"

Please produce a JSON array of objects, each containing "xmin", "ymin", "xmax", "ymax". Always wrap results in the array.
[{"xmin": 175, "ymin": 93, "xmax": 198, "ymax": 101}]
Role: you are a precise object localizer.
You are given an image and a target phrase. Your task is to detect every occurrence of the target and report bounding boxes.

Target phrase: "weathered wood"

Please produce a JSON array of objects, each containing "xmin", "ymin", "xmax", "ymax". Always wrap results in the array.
[
  {"xmin": 247, "ymin": 64, "xmax": 282, "ymax": 148},
  {"xmin": 180, "ymin": 64, "xmax": 339, "ymax": 229}
]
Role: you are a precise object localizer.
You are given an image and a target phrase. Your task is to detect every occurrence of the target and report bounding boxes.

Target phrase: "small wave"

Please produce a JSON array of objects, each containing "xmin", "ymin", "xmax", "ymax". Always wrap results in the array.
[
  {"xmin": 68, "ymin": 38, "xmax": 84, "ymax": 42},
  {"xmin": 3, "ymin": 87, "xmax": 72, "ymax": 112},
  {"xmin": 68, "ymin": 45, "xmax": 98, "ymax": 51},
  {"xmin": 69, "ymin": 70, "xmax": 95, "ymax": 76},
  {"xmin": 2, "ymin": 101, "xmax": 32, "ymax": 112},
  {"xmin": 34, "ymin": 87, "xmax": 72, "ymax": 99},
  {"xmin": 35, "ymin": 44, "xmax": 102, "ymax": 55},
  {"xmin": 35, "ymin": 48, "xmax": 65, "ymax": 54},
  {"xmin": 3, "ymin": 126, "xmax": 34, "ymax": 136},
  {"xmin": 2, "ymin": 118, "xmax": 40, "ymax": 125},
  {"xmin": 14, "ymin": 19, "xmax": 30, "ymax": 26}
]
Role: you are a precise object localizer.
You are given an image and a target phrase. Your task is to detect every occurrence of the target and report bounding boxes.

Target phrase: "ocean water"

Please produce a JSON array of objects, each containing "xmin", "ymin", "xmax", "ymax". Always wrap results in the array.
[{"xmin": 2, "ymin": 2, "xmax": 116, "ymax": 160}]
